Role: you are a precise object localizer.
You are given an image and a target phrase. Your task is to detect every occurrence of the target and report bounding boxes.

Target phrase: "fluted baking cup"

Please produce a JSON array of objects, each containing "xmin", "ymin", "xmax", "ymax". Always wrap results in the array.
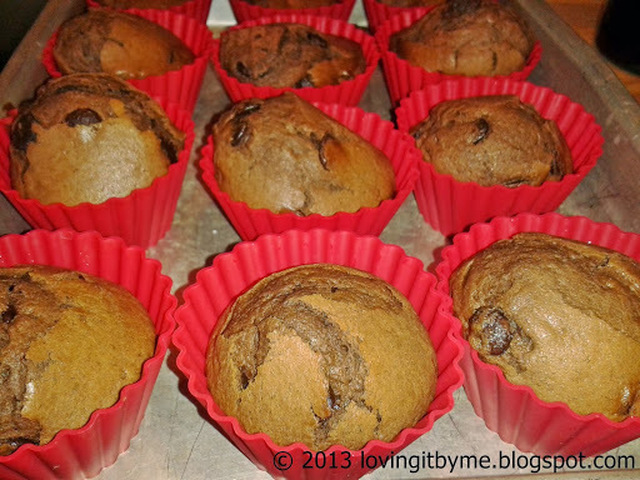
[
  {"xmin": 0, "ymin": 99, "xmax": 195, "ymax": 249},
  {"xmin": 229, "ymin": 0, "xmax": 356, "ymax": 23},
  {"xmin": 435, "ymin": 212, "xmax": 640, "ymax": 456},
  {"xmin": 211, "ymin": 14, "xmax": 380, "ymax": 106},
  {"xmin": 362, "ymin": 0, "xmax": 443, "ymax": 33},
  {"xmin": 199, "ymin": 100, "xmax": 420, "ymax": 241},
  {"xmin": 0, "ymin": 228, "xmax": 175, "ymax": 480},
  {"xmin": 42, "ymin": 9, "xmax": 214, "ymax": 112},
  {"xmin": 86, "ymin": 0, "xmax": 214, "ymax": 23},
  {"xmin": 395, "ymin": 78, "xmax": 603, "ymax": 237},
  {"xmin": 173, "ymin": 228, "xmax": 464, "ymax": 479},
  {"xmin": 375, "ymin": 7, "xmax": 542, "ymax": 106}
]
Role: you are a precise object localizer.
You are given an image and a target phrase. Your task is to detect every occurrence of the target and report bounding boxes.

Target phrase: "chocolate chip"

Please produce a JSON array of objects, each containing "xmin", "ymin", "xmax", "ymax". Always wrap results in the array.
[
  {"xmin": 160, "ymin": 137, "xmax": 179, "ymax": 164},
  {"xmin": 306, "ymin": 32, "xmax": 328, "ymax": 49},
  {"xmin": 468, "ymin": 307, "xmax": 516, "ymax": 356},
  {"xmin": 1, "ymin": 304, "xmax": 17, "ymax": 325},
  {"xmin": 64, "ymin": 108, "xmax": 102, "ymax": 127},
  {"xmin": 472, "ymin": 118, "xmax": 490, "ymax": 145},
  {"xmin": 235, "ymin": 102, "xmax": 261, "ymax": 120},
  {"xmin": 235, "ymin": 61, "xmax": 252, "ymax": 80},
  {"xmin": 10, "ymin": 113, "xmax": 37, "ymax": 151},
  {"xmin": 310, "ymin": 132, "xmax": 334, "ymax": 171},
  {"xmin": 231, "ymin": 121, "xmax": 250, "ymax": 147}
]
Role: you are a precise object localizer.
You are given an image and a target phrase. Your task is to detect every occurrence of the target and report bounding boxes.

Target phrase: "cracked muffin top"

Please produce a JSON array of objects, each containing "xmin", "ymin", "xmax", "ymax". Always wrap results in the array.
[
  {"xmin": 389, "ymin": 0, "xmax": 536, "ymax": 77},
  {"xmin": 219, "ymin": 23, "xmax": 366, "ymax": 89},
  {"xmin": 410, "ymin": 95, "xmax": 572, "ymax": 187},
  {"xmin": 52, "ymin": 9, "xmax": 194, "ymax": 80},
  {"xmin": 206, "ymin": 263, "xmax": 438, "ymax": 450},
  {"xmin": 9, "ymin": 73, "xmax": 185, "ymax": 206},
  {"xmin": 378, "ymin": 0, "xmax": 443, "ymax": 6},
  {"xmin": 211, "ymin": 93, "xmax": 395, "ymax": 216},
  {"xmin": 449, "ymin": 232, "xmax": 640, "ymax": 421},
  {"xmin": 0, "ymin": 265, "xmax": 155, "ymax": 456}
]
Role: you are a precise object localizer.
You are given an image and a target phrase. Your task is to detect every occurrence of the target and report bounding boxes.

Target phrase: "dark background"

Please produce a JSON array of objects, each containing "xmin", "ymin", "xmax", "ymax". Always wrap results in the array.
[{"xmin": 0, "ymin": 0, "xmax": 48, "ymax": 70}]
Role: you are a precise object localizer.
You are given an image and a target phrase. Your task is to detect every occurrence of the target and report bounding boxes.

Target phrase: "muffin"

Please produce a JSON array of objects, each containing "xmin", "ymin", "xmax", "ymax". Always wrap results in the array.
[
  {"xmin": 0, "ymin": 264, "xmax": 156, "ymax": 456},
  {"xmin": 206, "ymin": 263, "xmax": 438, "ymax": 451},
  {"xmin": 9, "ymin": 73, "xmax": 185, "ymax": 206},
  {"xmin": 389, "ymin": 0, "xmax": 536, "ymax": 77},
  {"xmin": 449, "ymin": 232, "xmax": 640, "ymax": 422},
  {"xmin": 411, "ymin": 95, "xmax": 573, "ymax": 187},
  {"xmin": 219, "ymin": 23, "xmax": 366, "ymax": 89},
  {"xmin": 52, "ymin": 9, "xmax": 195, "ymax": 80},
  {"xmin": 212, "ymin": 93, "xmax": 396, "ymax": 216}
]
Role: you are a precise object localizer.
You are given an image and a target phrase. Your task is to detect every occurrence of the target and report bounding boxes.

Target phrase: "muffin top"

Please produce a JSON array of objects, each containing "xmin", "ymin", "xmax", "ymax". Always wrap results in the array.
[
  {"xmin": 9, "ymin": 73, "xmax": 185, "ymax": 206},
  {"xmin": 411, "ymin": 95, "xmax": 572, "ymax": 187},
  {"xmin": 53, "ymin": 9, "xmax": 194, "ymax": 79},
  {"xmin": 243, "ymin": 0, "xmax": 339, "ymax": 6},
  {"xmin": 219, "ymin": 23, "xmax": 366, "ymax": 89},
  {"xmin": 206, "ymin": 263, "xmax": 438, "ymax": 450},
  {"xmin": 0, "ymin": 265, "xmax": 156, "ymax": 456},
  {"xmin": 212, "ymin": 93, "xmax": 395, "ymax": 216},
  {"xmin": 93, "ymin": 0, "xmax": 190, "ymax": 7},
  {"xmin": 450, "ymin": 232, "xmax": 640, "ymax": 421},
  {"xmin": 390, "ymin": 0, "xmax": 536, "ymax": 76}
]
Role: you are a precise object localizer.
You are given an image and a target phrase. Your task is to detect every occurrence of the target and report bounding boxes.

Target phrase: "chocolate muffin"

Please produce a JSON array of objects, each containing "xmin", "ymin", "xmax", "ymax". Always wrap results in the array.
[
  {"xmin": 390, "ymin": 0, "xmax": 536, "ymax": 76},
  {"xmin": 411, "ymin": 95, "xmax": 572, "ymax": 187},
  {"xmin": 212, "ymin": 93, "xmax": 395, "ymax": 216},
  {"xmin": 206, "ymin": 264, "xmax": 438, "ymax": 450},
  {"xmin": 52, "ymin": 9, "xmax": 195, "ymax": 79},
  {"xmin": 93, "ymin": 0, "xmax": 190, "ymax": 7},
  {"xmin": 219, "ymin": 23, "xmax": 366, "ymax": 89},
  {"xmin": 449, "ymin": 232, "xmax": 640, "ymax": 421},
  {"xmin": 0, "ymin": 265, "xmax": 156, "ymax": 456},
  {"xmin": 243, "ymin": 0, "xmax": 338, "ymax": 6},
  {"xmin": 9, "ymin": 73, "xmax": 185, "ymax": 206}
]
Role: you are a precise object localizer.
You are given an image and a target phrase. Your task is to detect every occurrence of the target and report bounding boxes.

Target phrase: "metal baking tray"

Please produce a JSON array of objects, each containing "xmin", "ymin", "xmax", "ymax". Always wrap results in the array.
[{"xmin": 1, "ymin": 0, "xmax": 639, "ymax": 478}]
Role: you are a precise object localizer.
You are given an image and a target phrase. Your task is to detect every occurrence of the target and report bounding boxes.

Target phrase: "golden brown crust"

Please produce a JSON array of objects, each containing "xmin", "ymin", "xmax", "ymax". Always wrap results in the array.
[
  {"xmin": 53, "ymin": 9, "xmax": 194, "ymax": 79},
  {"xmin": 212, "ymin": 93, "xmax": 395, "ymax": 216},
  {"xmin": 450, "ymin": 232, "xmax": 640, "ymax": 421},
  {"xmin": 9, "ymin": 73, "xmax": 185, "ymax": 206},
  {"xmin": 0, "ymin": 265, "xmax": 156, "ymax": 455},
  {"xmin": 411, "ymin": 95, "xmax": 573, "ymax": 187},
  {"xmin": 390, "ymin": 0, "xmax": 535, "ymax": 76},
  {"xmin": 206, "ymin": 264, "xmax": 438, "ymax": 450},
  {"xmin": 219, "ymin": 23, "xmax": 365, "ymax": 89}
]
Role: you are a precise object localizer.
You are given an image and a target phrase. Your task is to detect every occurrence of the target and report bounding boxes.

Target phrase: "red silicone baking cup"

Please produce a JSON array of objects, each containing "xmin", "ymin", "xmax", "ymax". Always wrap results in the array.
[
  {"xmin": 86, "ymin": 0, "xmax": 213, "ymax": 23},
  {"xmin": 362, "ymin": 0, "xmax": 443, "ymax": 33},
  {"xmin": 199, "ymin": 100, "xmax": 420, "ymax": 241},
  {"xmin": 395, "ymin": 78, "xmax": 603, "ymax": 237},
  {"xmin": 42, "ymin": 9, "xmax": 214, "ymax": 112},
  {"xmin": 0, "ymin": 228, "xmax": 176, "ymax": 479},
  {"xmin": 211, "ymin": 14, "xmax": 380, "ymax": 106},
  {"xmin": 435, "ymin": 212, "xmax": 640, "ymax": 456},
  {"xmin": 375, "ymin": 7, "xmax": 542, "ymax": 106},
  {"xmin": 0, "ymin": 98, "xmax": 195, "ymax": 249},
  {"xmin": 229, "ymin": 0, "xmax": 356, "ymax": 23},
  {"xmin": 173, "ymin": 228, "xmax": 464, "ymax": 479}
]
